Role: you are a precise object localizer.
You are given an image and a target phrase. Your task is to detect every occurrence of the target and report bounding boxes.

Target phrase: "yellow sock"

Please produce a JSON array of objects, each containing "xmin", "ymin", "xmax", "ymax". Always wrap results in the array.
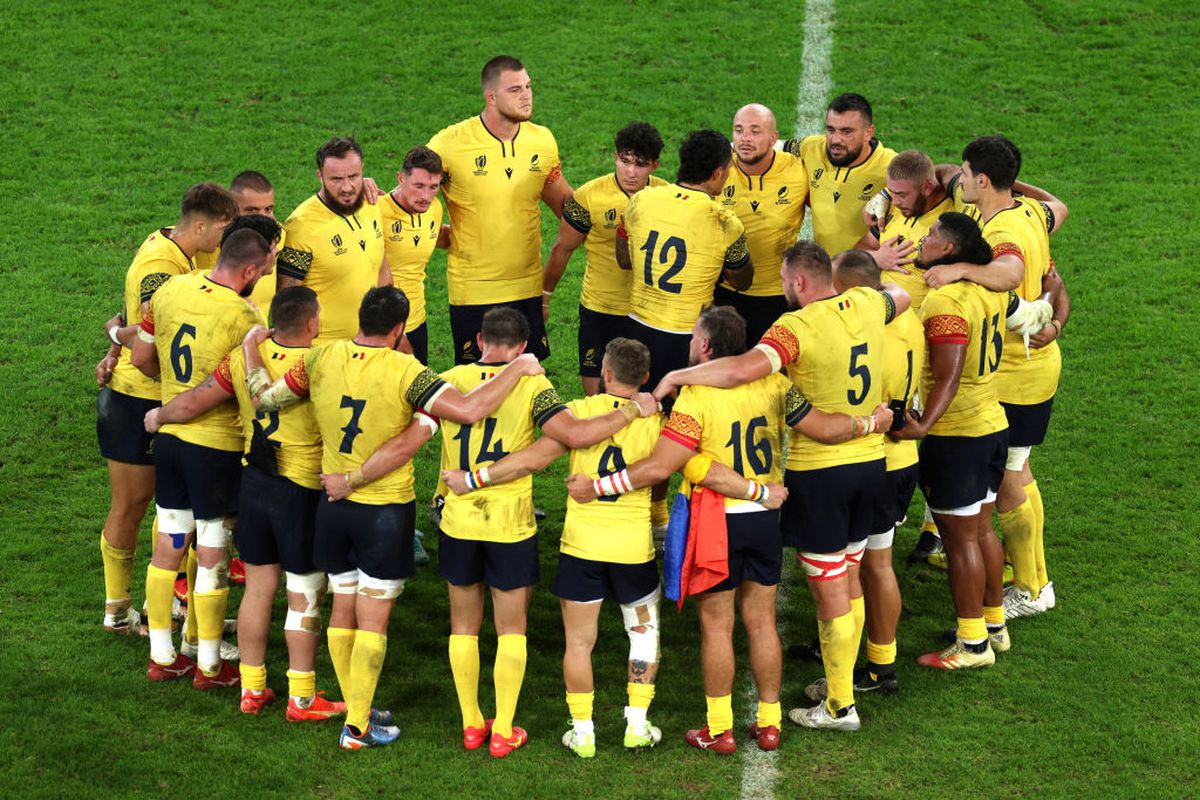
[
  {"xmin": 287, "ymin": 669, "xmax": 316, "ymax": 700},
  {"xmin": 100, "ymin": 532, "xmax": 135, "ymax": 605},
  {"xmin": 957, "ymin": 616, "xmax": 988, "ymax": 643},
  {"xmin": 866, "ymin": 638, "xmax": 896, "ymax": 668},
  {"xmin": 184, "ymin": 547, "xmax": 199, "ymax": 645},
  {"xmin": 145, "ymin": 565, "xmax": 176, "ymax": 632},
  {"xmin": 566, "ymin": 691, "xmax": 593, "ymax": 722},
  {"xmin": 983, "ymin": 606, "xmax": 1006, "ymax": 627},
  {"xmin": 448, "ymin": 634, "xmax": 484, "ymax": 729},
  {"xmin": 818, "ymin": 612, "xmax": 857, "ymax": 712},
  {"xmin": 492, "ymin": 634, "xmax": 527, "ymax": 739},
  {"xmin": 650, "ymin": 498, "xmax": 669, "ymax": 528},
  {"xmin": 345, "ymin": 630, "xmax": 387, "ymax": 732},
  {"xmin": 849, "ymin": 596, "xmax": 866, "ymax": 651},
  {"xmin": 999, "ymin": 499, "xmax": 1039, "ymax": 597},
  {"xmin": 193, "ymin": 587, "xmax": 230, "ymax": 675},
  {"xmin": 1027, "ymin": 480, "xmax": 1048, "ymax": 587},
  {"xmin": 756, "ymin": 700, "xmax": 781, "ymax": 729},
  {"xmin": 240, "ymin": 662, "xmax": 267, "ymax": 692},
  {"xmin": 327, "ymin": 627, "xmax": 356, "ymax": 702},
  {"xmin": 627, "ymin": 682, "xmax": 655, "ymax": 709},
  {"xmin": 705, "ymin": 694, "xmax": 733, "ymax": 736}
]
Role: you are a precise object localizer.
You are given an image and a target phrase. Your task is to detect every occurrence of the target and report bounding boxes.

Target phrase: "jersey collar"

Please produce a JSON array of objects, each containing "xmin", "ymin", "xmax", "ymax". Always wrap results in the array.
[
  {"xmin": 734, "ymin": 151, "xmax": 776, "ymax": 189},
  {"xmin": 478, "ymin": 114, "xmax": 522, "ymax": 158}
]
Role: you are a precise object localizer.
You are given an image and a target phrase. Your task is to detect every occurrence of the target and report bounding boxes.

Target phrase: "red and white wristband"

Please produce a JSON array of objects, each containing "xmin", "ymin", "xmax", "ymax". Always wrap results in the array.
[
  {"xmin": 593, "ymin": 469, "xmax": 634, "ymax": 497},
  {"xmin": 464, "ymin": 466, "xmax": 492, "ymax": 492}
]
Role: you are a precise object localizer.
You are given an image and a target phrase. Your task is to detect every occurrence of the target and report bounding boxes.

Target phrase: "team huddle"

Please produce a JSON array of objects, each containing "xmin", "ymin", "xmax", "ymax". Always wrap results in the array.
[{"xmin": 93, "ymin": 55, "xmax": 1071, "ymax": 756}]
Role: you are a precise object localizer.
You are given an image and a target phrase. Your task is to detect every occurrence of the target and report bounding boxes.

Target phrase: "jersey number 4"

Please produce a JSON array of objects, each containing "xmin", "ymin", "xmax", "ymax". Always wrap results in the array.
[
  {"xmin": 640, "ymin": 229, "xmax": 687, "ymax": 294},
  {"xmin": 453, "ymin": 417, "xmax": 508, "ymax": 470}
]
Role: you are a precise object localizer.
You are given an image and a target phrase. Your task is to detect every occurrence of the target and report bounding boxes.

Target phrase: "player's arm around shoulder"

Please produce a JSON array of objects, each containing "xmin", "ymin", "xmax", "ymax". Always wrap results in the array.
[
  {"xmin": 428, "ymin": 354, "xmax": 545, "ymax": 425},
  {"xmin": 130, "ymin": 301, "xmax": 160, "ymax": 377},
  {"xmin": 146, "ymin": 354, "xmax": 237, "ymax": 432},
  {"xmin": 442, "ymin": 435, "xmax": 569, "ymax": 496},
  {"xmin": 323, "ymin": 411, "xmax": 438, "ymax": 502},
  {"xmin": 540, "ymin": 390, "xmax": 656, "ymax": 450}
]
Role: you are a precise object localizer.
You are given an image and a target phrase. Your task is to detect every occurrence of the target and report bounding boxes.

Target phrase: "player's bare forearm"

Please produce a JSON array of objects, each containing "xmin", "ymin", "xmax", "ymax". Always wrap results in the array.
[
  {"xmin": 615, "ymin": 237, "xmax": 632, "ymax": 271},
  {"xmin": 722, "ymin": 259, "xmax": 754, "ymax": 291},
  {"xmin": 653, "ymin": 349, "xmax": 773, "ymax": 401},
  {"xmin": 542, "ymin": 408, "xmax": 628, "ymax": 450},
  {"xmin": 854, "ymin": 231, "xmax": 880, "ymax": 251},
  {"xmin": 353, "ymin": 417, "xmax": 435, "ymax": 487},
  {"xmin": 277, "ymin": 274, "xmax": 303, "ymax": 290},
  {"xmin": 431, "ymin": 354, "xmax": 543, "ymax": 424},
  {"xmin": 698, "ymin": 461, "xmax": 785, "ymax": 507},
  {"xmin": 377, "ymin": 255, "xmax": 393, "ymax": 288},
  {"xmin": 893, "ymin": 343, "xmax": 964, "ymax": 439},
  {"xmin": 927, "ymin": 255, "xmax": 1022, "ymax": 292},
  {"xmin": 541, "ymin": 177, "xmax": 573, "ymax": 219},
  {"xmin": 796, "ymin": 403, "xmax": 891, "ymax": 444},
  {"xmin": 436, "ymin": 224, "xmax": 451, "ymax": 249},
  {"xmin": 626, "ymin": 438, "xmax": 694, "ymax": 490},
  {"xmin": 158, "ymin": 375, "xmax": 232, "ymax": 424},
  {"xmin": 543, "ymin": 223, "xmax": 584, "ymax": 294},
  {"xmin": 481, "ymin": 436, "xmax": 569, "ymax": 486},
  {"xmin": 130, "ymin": 337, "xmax": 159, "ymax": 377}
]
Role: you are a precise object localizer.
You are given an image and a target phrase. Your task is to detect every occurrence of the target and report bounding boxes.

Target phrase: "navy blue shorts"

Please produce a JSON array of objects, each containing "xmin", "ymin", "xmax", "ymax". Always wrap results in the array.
[
  {"xmin": 918, "ymin": 431, "xmax": 1008, "ymax": 512},
  {"xmin": 97, "ymin": 387, "xmax": 157, "ymax": 466},
  {"xmin": 712, "ymin": 287, "xmax": 789, "ymax": 350},
  {"xmin": 577, "ymin": 305, "xmax": 633, "ymax": 378},
  {"xmin": 438, "ymin": 531, "xmax": 540, "ymax": 590},
  {"xmin": 552, "ymin": 553, "xmax": 659, "ymax": 603},
  {"xmin": 235, "ymin": 465, "xmax": 319, "ymax": 573},
  {"xmin": 449, "ymin": 296, "xmax": 549, "ymax": 365},
  {"xmin": 154, "ymin": 433, "xmax": 242, "ymax": 519},
  {"xmin": 1001, "ymin": 397, "xmax": 1054, "ymax": 448},
  {"xmin": 781, "ymin": 459, "xmax": 886, "ymax": 554},
  {"xmin": 406, "ymin": 321, "xmax": 428, "ymax": 365},
  {"xmin": 626, "ymin": 317, "xmax": 691, "ymax": 392},
  {"xmin": 875, "ymin": 464, "xmax": 919, "ymax": 534},
  {"xmin": 705, "ymin": 509, "xmax": 783, "ymax": 592},
  {"xmin": 314, "ymin": 496, "xmax": 415, "ymax": 580}
]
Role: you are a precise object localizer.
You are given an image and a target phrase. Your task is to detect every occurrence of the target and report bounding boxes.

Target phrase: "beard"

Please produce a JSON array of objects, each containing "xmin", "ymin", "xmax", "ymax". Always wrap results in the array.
[
  {"xmin": 827, "ymin": 143, "xmax": 862, "ymax": 167},
  {"xmin": 324, "ymin": 187, "xmax": 364, "ymax": 216},
  {"xmin": 239, "ymin": 276, "xmax": 259, "ymax": 298},
  {"xmin": 738, "ymin": 147, "xmax": 770, "ymax": 167}
]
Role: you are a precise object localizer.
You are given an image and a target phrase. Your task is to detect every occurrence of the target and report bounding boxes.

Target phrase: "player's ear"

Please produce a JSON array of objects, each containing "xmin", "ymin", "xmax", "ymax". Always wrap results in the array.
[
  {"xmin": 475, "ymin": 332, "xmax": 485, "ymax": 353},
  {"xmin": 517, "ymin": 341, "xmax": 528, "ymax": 355}
]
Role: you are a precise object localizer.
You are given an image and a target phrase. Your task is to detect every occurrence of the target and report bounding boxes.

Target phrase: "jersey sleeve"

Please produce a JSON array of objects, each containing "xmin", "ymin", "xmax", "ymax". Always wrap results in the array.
[
  {"xmin": 277, "ymin": 221, "xmax": 314, "ymax": 282},
  {"xmin": 718, "ymin": 207, "xmax": 750, "ymax": 270},
  {"xmin": 138, "ymin": 268, "xmax": 175, "ymax": 304},
  {"xmin": 562, "ymin": 191, "xmax": 592, "ymax": 235},
  {"xmin": 784, "ymin": 384, "xmax": 813, "ymax": 427},
  {"xmin": 879, "ymin": 288, "xmax": 897, "ymax": 324},
  {"xmin": 283, "ymin": 351, "xmax": 313, "ymax": 396},
  {"xmin": 542, "ymin": 134, "xmax": 562, "ymax": 188},
  {"xmin": 529, "ymin": 376, "xmax": 567, "ymax": 428},
  {"xmin": 661, "ymin": 387, "xmax": 704, "ymax": 450},
  {"xmin": 212, "ymin": 354, "xmax": 236, "ymax": 394},
  {"xmin": 404, "ymin": 365, "xmax": 450, "ymax": 413},
  {"xmin": 758, "ymin": 315, "xmax": 802, "ymax": 369},
  {"xmin": 139, "ymin": 303, "xmax": 156, "ymax": 338},
  {"xmin": 921, "ymin": 293, "xmax": 969, "ymax": 346}
]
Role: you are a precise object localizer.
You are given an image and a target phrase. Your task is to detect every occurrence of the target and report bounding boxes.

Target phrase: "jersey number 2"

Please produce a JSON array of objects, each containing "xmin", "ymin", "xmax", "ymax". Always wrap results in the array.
[{"xmin": 640, "ymin": 229, "xmax": 687, "ymax": 294}]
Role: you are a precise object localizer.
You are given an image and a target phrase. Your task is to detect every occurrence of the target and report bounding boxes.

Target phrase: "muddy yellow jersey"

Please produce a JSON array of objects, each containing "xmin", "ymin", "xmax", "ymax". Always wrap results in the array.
[
  {"xmin": 881, "ymin": 309, "xmax": 926, "ymax": 471},
  {"xmin": 197, "ymin": 230, "xmax": 285, "ymax": 318},
  {"xmin": 919, "ymin": 285, "xmax": 1014, "ymax": 438},
  {"xmin": 624, "ymin": 183, "xmax": 749, "ymax": 333},
  {"xmin": 277, "ymin": 194, "xmax": 385, "ymax": 343},
  {"xmin": 380, "ymin": 193, "xmax": 441, "ymax": 329},
  {"xmin": 759, "ymin": 286, "xmax": 894, "ymax": 470},
  {"xmin": 282, "ymin": 341, "xmax": 447, "ymax": 505},
  {"xmin": 560, "ymin": 394, "xmax": 662, "ymax": 564},
  {"xmin": 216, "ymin": 339, "xmax": 322, "ymax": 490},
  {"xmin": 143, "ymin": 273, "xmax": 265, "ymax": 451},
  {"xmin": 873, "ymin": 194, "xmax": 954, "ymax": 311},
  {"xmin": 663, "ymin": 374, "xmax": 810, "ymax": 508},
  {"xmin": 717, "ymin": 152, "xmax": 808, "ymax": 297},
  {"xmin": 788, "ymin": 135, "xmax": 895, "ymax": 256},
  {"xmin": 428, "ymin": 116, "xmax": 562, "ymax": 305},
  {"xmin": 110, "ymin": 228, "xmax": 194, "ymax": 401},
  {"xmin": 438, "ymin": 364, "xmax": 567, "ymax": 542},
  {"xmin": 563, "ymin": 173, "xmax": 667, "ymax": 316}
]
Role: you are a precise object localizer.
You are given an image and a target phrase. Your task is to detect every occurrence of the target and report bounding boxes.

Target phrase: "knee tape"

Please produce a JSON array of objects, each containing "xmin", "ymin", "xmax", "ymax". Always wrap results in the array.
[
  {"xmin": 844, "ymin": 539, "xmax": 867, "ymax": 567},
  {"xmin": 285, "ymin": 571, "xmax": 326, "ymax": 633},
  {"xmin": 1006, "ymin": 446, "xmax": 1032, "ymax": 472},
  {"xmin": 357, "ymin": 572, "xmax": 405, "ymax": 600},
  {"xmin": 328, "ymin": 570, "xmax": 359, "ymax": 596},
  {"xmin": 867, "ymin": 527, "xmax": 895, "ymax": 551},
  {"xmin": 196, "ymin": 517, "xmax": 234, "ymax": 549},
  {"xmin": 798, "ymin": 551, "xmax": 847, "ymax": 581},
  {"xmin": 620, "ymin": 587, "xmax": 660, "ymax": 664},
  {"xmin": 156, "ymin": 505, "xmax": 195, "ymax": 536},
  {"xmin": 195, "ymin": 561, "xmax": 229, "ymax": 593}
]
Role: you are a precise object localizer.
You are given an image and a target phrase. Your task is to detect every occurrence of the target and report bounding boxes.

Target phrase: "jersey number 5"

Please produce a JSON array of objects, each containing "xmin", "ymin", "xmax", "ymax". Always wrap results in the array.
[
  {"xmin": 847, "ymin": 342, "xmax": 872, "ymax": 405},
  {"xmin": 338, "ymin": 396, "xmax": 366, "ymax": 454},
  {"xmin": 640, "ymin": 229, "xmax": 687, "ymax": 294},
  {"xmin": 170, "ymin": 324, "xmax": 197, "ymax": 383}
]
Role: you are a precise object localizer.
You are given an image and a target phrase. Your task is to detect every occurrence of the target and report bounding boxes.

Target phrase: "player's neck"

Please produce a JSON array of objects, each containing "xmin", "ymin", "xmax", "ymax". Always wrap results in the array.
[
  {"xmin": 480, "ymin": 107, "xmax": 520, "ymax": 141},
  {"xmin": 605, "ymin": 383, "xmax": 637, "ymax": 399},
  {"xmin": 390, "ymin": 189, "xmax": 416, "ymax": 215},
  {"xmin": 478, "ymin": 345, "xmax": 522, "ymax": 364},
  {"xmin": 353, "ymin": 333, "xmax": 397, "ymax": 349},
  {"xmin": 677, "ymin": 179, "xmax": 713, "ymax": 197},
  {"xmin": 976, "ymin": 189, "xmax": 1016, "ymax": 223},
  {"xmin": 169, "ymin": 223, "xmax": 198, "ymax": 258},
  {"xmin": 272, "ymin": 332, "xmax": 312, "ymax": 348}
]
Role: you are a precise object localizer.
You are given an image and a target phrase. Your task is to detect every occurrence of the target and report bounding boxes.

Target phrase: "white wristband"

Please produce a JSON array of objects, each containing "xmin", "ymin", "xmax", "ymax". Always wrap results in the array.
[{"xmin": 108, "ymin": 325, "xmax": 122, "ymax": 346}]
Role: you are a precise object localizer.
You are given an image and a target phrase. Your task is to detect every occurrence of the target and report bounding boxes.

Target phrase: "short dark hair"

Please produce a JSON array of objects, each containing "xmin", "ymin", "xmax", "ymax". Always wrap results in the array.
[
  {"xmin": 215, "ymin": 228, "xmax": 270, "ymax": 271},
  {"xmin": 677, "ymin": 130, "xmax": 732, "ymax": 184},
  {"xmin": 270, "ymin": 286, "xmax": 319, "ymax": 334},
  {"xmin": 479, "ymin": 307, "xmax": 529, "ymax": 347},
  {"xmin": 402, "ymin": 146, "xmax": 443, "ymax": 176},
  {"xmin": 832, "ymin": 250, "xmax": 882, "ymax": 291},
  {"xmin": 316, "ymin": 137, "xmax": 363, "ymax": 169},
  {"xmin": 603, "ymin": 338, "xmax": 651, "ymax": 387},
  {"xmin": 229, "ymin": 171, "xmax": 273, "ymax": 194},
  {"xmin": 828, "ymin": 92, "xmax": 873, "ymax": 123},
  {"xmin": 482, "ymin": 55, "xmax": 525, "ymax": 88},
  {"xmin": 698, "ymin": 305, "xmax": 747, "ymax": 358},
  {"xmin": 221, "ymin": 213, "xmax": 281, "ymax": 246},
  {"xmin": 962, "ymin": 135, "xmax": 1021, "ymax": 190},
  {"xmin": 614, "ymin": 122, "xmax": 664, "ymax": 163},
  {"xmin": 935, "ymin": 212, "xmax": 994, "ymax": 265},
  {"xmin": 782, "ymin": 240, "xmax": 833, "ymax": 282},
  {"xmin": 180, "ymin": 182, "xmax": 239, "ymax": 222},
  {"xmin": 358, "ymin": 286, "xmax": 410, "ymax": 336}
]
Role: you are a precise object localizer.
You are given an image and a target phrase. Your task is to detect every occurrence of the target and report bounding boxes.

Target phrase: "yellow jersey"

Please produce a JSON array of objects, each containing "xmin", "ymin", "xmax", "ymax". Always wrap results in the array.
[
  {"xmin": 663, "ymin": 373, "xmax": 809, "ymax": 508},
  {"xmin": 143, "ymin": 273, "xmax": 265, "ymax": 452},
  {"xmin": 380, "ymin": 192, "xmax": 442, "ymax": 329},
  {"xmin": 110, "ymin": 228, "xmax": 194, "ymax": 401},
  {"xmin": 438, "ymin": 364, "xmax": 567, "ymax": 542},
  {"xmin": 197, "ymin": 230, "xmax": 285, "ymax": 318},
  {"xmin": 277, "ymin": 194, "xmax": 385, "ymax": 343},
  {"xmin": 759, "ymin": 286, "xmax": 894, "ymax": 470},
  {"xmin": 717, "ymin": 152, "xmax": 808, "ymax": 297},
  {"xmin": 874, "ymin": 194, "xmax": 955, "ymax": 311},
  {"xmin": 193, "ymin": 249, "xmax": 217, "ymax": 271},
  {"xmin": 919, "ymin": 284, "xmax": 1014, "ymax": 437},
  {"xmin": 281, "ymin": 341, "xmax": 447, "ymax": 505},
  {"xmin": 881, "ymin": 309, "xmax": 926, "ymax": 471},
  {"xmin": 427, "ymin": 116, "xmax": 562, "ymax": 305},
  {"xmin": 624, "ymin": 183, "xmax": 749, "ymax": 333},
  {"xmin": 215, "ymin": 338, "xmax": 322, "ymax": 490},
  {"xmin": 563, "ymin": 173, "xmax": 667, "ymax": 316},
  {"xmin": 560, "ymin": 394, "xmax": 662, "ymax": 564},
  {"xmin": 788, "ymin": 135, "xmax": 896, "ymax": 256}
]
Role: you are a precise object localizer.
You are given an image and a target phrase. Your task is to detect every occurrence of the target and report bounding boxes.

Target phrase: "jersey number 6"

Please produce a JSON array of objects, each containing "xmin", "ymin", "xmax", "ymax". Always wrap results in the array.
[{"xmin": 169, "ymin": 324, "xmax": 197, "ymax": 383}]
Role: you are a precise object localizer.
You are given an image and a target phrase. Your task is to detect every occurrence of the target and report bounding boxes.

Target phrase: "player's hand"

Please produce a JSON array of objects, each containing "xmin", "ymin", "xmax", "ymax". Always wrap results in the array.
[
  {"xmin": 630, "ymin": 392, "xmax": 659, "ymax": 418},
  {"xmin": 243, "ymin": 326, "xmax": 273, "ymax": 348},
  {"xmin": 1042, "ymin": 265, "xmax": 1063, "ymax": 294},
  {"xmin": 511, "ymin": 353, "xmax": 545, "ymax": 377},
  {"xmin": 652, "ymin": 372, "xmax": 680, "ymax": 402},
  {"xmin": 362, "ymin": 176, "xmax": 382, "ymax": 205},
  {"xmin": 1028, "ymin": 322, "xmax": 1059, "ymax": 349},
  {"xmin": 566, "ymin": 473, "xmax": 599, "ymax": 503},
  {"xmin": 863, "ymin": 191, "xmax": 890, "ymax": 229},
  {"xmin": 144, "ymin": 407, "xmax": 161, "ymax": 433},
  {"xmin": 871, "ymin": 402, "xmax": 894, "ymax": 433},
  {"xmin": 888, "ymin": 410, "xmax": 927, "ymax": 440},
  {"xmin": 924, "ymin": 263, "xmax": 964, "ymax": 289},
  {"xmin": 876, "ymin": 235, "xmax": 916, "ymax": 272},
  {"xmin": 763, "ymin": 482, "xmax": 788, "ymax": 510},
  {"xmin": 95, "ymin": 354, "xmax": 117, "ymax": 387},
  {"xmin": 441, "ymin": 469, "xmax": 471, "ymax": 495},
  {"xmin": 321, "ymin": 472, "xmax": 352, "ymax": 502}
]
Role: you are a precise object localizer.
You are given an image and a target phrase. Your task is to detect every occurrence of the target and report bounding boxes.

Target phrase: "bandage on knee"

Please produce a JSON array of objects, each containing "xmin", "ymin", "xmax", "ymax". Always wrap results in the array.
[
  {"xmin": 844, "ymin": 539, "xmax": 867, "ymax": 567},
  {"xmin": 285, "ymin": 571, "xmax": 326, "ymax": 633},
  {"xmin": 195, "ymin": 517, "xmax": 234, "ymax": 549},
  {"xmin": 328, "ymin": 570, "xmax": 358, "ymax": 595},
  {"xmin": 156, "ymin": 505, "xmax": 195, "ymax": 536},
  {"xmin": 195, "ymin": 563, "xmax": 228, "ymax": 593},
  {"xmin": 620, "ymin": 587, "xmax": 660, "ymax": 664},
  {"xmin": 867, "ymin": 527, "xmax": 895, "ymax": 551},
  {"xmin": 357, "ymin": 572, "xmax": 405, "ymax": 600},
  {"xmin": 798, "ymin": 551, "xmax": 847, "ymax": 580},
  {"xmin": 1006, "ymin": 446, "xmax": 1032, "ymax": 472}
]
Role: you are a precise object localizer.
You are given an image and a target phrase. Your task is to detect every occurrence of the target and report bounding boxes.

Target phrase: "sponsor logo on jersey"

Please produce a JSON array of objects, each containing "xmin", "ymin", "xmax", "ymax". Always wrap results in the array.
[
  {"xmin": 473, "ymin": 155, "xmax": 488, "ymax": 176},
  {"xmin": 529, "ymin": 154, "xmax": 541, "ymax": 173},
  {"xmin": 331, "ymin": 234, "xmax": 347, "ymax": 256},
  {"xmin": 776, "ymin": 185, "xmax": 792, "ymax": 205}
]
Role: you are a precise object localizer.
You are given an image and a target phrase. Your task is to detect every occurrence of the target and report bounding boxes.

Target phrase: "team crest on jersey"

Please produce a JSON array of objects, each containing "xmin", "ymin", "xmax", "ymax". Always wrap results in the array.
[
  {"xmin": 529, "ymin": 154, "xmax": 541, "ymax": 173},
  {"xmin": 858, "ymin": 183, "xmax": 876, "ymax": 202},
  {"xmin": 604, "ymin": 208, "xmax": 617, "ymax": 228},
  {"xmin": 811, "ymin": 167, "xmax": 824, "ymax": 189},
  {"xmin": 330, "ymin": 234, "xmax": 347, "ymax": 255},
  {"xmin": 473, "ymin": 155, "xmax": 488, "ymax": 176},
  {"xmin": 429, "ymin": 219, "xmax": 437, "ymax": 232},
  {"xmin": 776, "ymin": 186, "xmax": 792, "ymax": 205},
  {"xmin": 391, "ymin": 220, "xmax": 404, "ymax": 239},
  {"xmin": 721, "ymin": 185, "xmax": 736, "ymax": 206}
]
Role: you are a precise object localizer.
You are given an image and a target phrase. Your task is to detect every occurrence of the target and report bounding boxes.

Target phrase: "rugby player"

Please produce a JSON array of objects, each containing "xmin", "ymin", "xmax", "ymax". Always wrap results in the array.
[
  {"xmin": 782, "ymin": 93, "xmax": 896, "ymax": 256},
  {"xmin": 277, "ymin": 137, "xmax": 390, "ymax": 343},
  {"xmin": 713, "ymin": 104, "xmax": 808, "ymax": 344},
  {"xmin": 427, "ymin": 55, "xmax": 571, "ymax": 363},
  {"xmin": 654, "ymin": 243, "xmax": 910, "ymax": 732},
  {"xmin": 131, "ymin": 227, "xmax": 276, "ymax": 687},
  {"xmin": 193, "ymin": 171, "xmax": 280, "ymax": 311},
  {"xmin": 96, "ymin": 182, "xmax": 238, "ymax": 634},
  {"xmin": 245, "ymin": 287, "xmax": 545, "ymax": 749},
  {"xmin": 543, "ymin": 122, "xmax": 665, "ymax": 395}
]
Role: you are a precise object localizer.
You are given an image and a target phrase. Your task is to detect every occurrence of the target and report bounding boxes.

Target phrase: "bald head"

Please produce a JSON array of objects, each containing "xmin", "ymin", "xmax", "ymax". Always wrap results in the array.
[{"xmin": 732, "ymin": 104, "xmax": 779, "ymax": 167}]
